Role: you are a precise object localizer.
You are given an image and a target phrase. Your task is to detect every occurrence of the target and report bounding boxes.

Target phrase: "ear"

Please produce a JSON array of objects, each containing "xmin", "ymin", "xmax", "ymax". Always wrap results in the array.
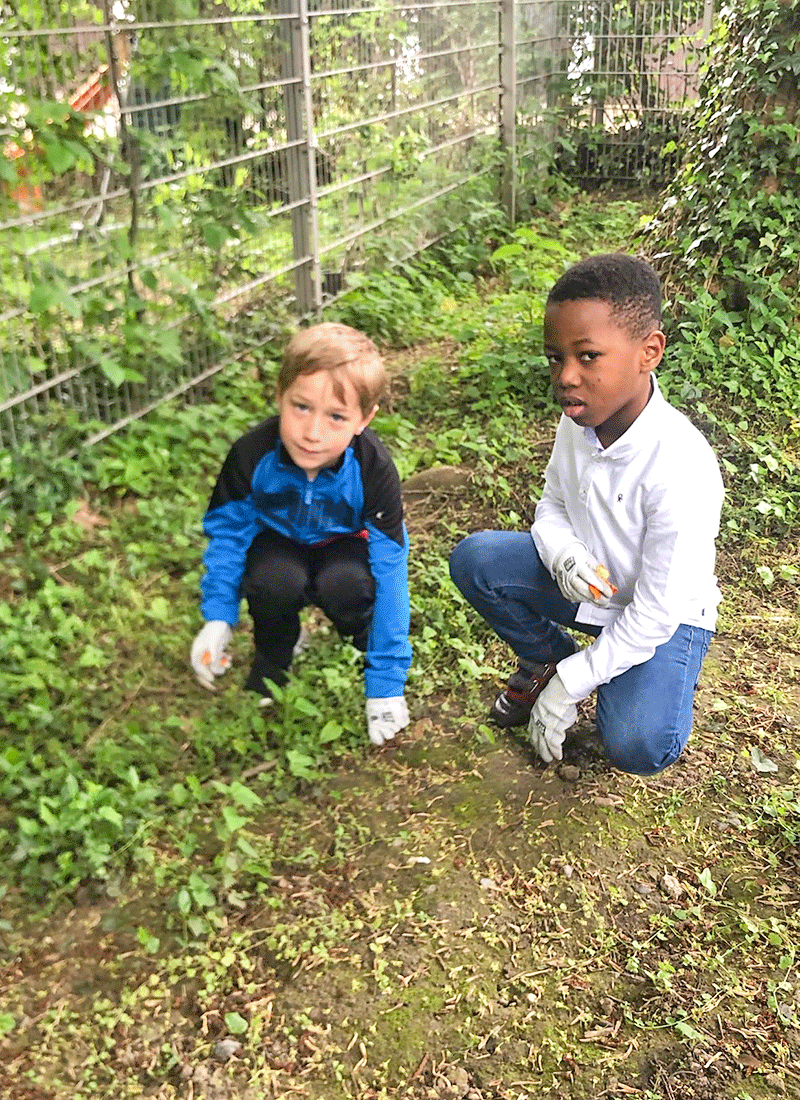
[
  {"xmin": 356, "ymin": 403, "xmax": 379, "ymax": 434},
  {"xmin": 640, "ymin": 329, "xmax": 666, "ymax": 372}
]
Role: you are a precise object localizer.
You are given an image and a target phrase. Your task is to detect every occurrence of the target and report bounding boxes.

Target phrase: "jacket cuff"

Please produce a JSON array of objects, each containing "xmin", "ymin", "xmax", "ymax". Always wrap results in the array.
[{"xmin": 555, "ymin": 653, "xmax": 593, "ymax": 701}]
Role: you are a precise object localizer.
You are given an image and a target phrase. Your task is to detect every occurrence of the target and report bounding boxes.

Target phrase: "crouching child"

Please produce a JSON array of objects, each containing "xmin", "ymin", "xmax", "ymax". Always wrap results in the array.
[
  {"xmin": 450, "ymin": 254, "xmax": 724, "ymax": 775},
  {"xmin": 190, "ymin": 323, "xmax": 412, "ymax": 747}
]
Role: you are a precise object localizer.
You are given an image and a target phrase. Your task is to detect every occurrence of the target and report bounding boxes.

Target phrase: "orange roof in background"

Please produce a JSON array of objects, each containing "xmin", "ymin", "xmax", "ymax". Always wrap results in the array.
[{"xmin": 69, "ymin": 65, "xmax": 113, "ymax": 112}]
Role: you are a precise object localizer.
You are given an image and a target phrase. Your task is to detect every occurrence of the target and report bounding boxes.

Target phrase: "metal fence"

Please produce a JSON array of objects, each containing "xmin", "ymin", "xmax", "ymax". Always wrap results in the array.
[{"xmin": 0, "ymin": 0, "xmax": 713, "ymax": 480}]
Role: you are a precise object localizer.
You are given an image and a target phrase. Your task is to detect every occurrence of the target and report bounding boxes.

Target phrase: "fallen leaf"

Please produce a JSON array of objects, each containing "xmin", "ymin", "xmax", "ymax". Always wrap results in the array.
[
  {"xmin": 594, "ymin": 794, "xmax": 624, "ymax": 807},
  {"xmin": 749, "ymin": 745, "xmax": 778, "ymax": 773},
  {"xmin": 72, "ymin": 500, "xmax": 108, "ymax": 530}
]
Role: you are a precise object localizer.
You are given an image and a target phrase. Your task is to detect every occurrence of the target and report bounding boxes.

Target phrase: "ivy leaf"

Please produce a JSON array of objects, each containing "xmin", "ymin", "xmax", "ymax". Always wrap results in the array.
[
  {"xmin": 286, "ymin": 750, "xmax": 316, "ymax": 779},
  {"xmin": 318, "ymin": 719, "xmax": 343, "ymax": 744},
  {"xmin": 29, "ymin": 283, "xmax": 59, "ymax": 313},
  {"xmin": 221, "ymin": 805, "xmax": 249, "ymax": 833},
  {"xmin": 203, "ymin": 221, "xmax": 231, "ymax": 250},
  {"xmin": 97, "ymin": 358, "xmax": 126, "ymax": 387},
  {"xmin": 675, "ymin": 1020, "xmax": 705, "ymax": 1042},
  {"xmin": 224, "ymin": 1012, "xmax": 248, "ymax": 1035},
  {"xmin": 697, "ymin": 867, "xmax": 717, "ymax": 896},
  {"xmin": 43, "ymin": 139, "xmax": 76, "ymax": 173},
  {"xmin": 756, "ymin": 564, "xmax": 774, "ymax": 586},
  {"xmin": 229, "ymin": 781, "xmax": 263, "ymax": 810}
]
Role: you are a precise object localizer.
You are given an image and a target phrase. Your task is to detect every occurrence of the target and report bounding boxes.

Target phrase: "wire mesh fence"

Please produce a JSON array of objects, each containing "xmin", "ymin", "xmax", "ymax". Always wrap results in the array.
[
  {"xmin": 1, "ymin": 0, "xmax": 713, "ymax": 484},
  {"xmin": 516, "ymin": 0, "xmax": 714, "ymax": 188}
]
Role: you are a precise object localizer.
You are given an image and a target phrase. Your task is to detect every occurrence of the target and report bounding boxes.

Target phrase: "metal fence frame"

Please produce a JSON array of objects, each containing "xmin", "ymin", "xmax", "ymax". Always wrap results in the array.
[{"xmin": 0, "ymin": 0, "xmax": 713, "ymax": 478}]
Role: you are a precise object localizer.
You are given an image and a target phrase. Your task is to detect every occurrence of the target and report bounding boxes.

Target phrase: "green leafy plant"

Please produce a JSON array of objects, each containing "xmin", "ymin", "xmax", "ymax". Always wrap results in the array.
[{"xmin": 640, "ymin": 0, "xmax": 800, "ymax": 541}]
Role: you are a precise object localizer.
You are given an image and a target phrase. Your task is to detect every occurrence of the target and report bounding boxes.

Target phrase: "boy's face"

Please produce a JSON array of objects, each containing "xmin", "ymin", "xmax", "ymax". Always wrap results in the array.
[
  {"xmin": 543, "ymin": 298, "xmax": 665, "ymax": 448},
  {"xmin": 278, "ymin": 370, "xmax": 377, "ymax": 480}
]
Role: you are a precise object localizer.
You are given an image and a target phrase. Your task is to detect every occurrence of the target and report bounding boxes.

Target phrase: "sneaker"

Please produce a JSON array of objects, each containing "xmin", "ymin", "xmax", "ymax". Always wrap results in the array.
[
  {"xmin": 490, "ymin": 659, "xmax": 558, "ymax": 728},
  {"xmin": 292, "ymin": 625, "xmax": 311, "ymax": 658}
]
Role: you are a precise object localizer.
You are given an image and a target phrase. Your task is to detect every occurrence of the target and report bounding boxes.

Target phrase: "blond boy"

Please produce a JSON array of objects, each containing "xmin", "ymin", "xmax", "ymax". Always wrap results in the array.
[{"xmin": 190, "ymin": 323, "xmax": 411, "ymax": 746}]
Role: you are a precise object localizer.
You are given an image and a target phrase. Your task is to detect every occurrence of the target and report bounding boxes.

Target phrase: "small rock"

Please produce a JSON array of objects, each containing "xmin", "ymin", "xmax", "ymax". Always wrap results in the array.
[
  {"xmin": 765, "ymin": 1072, "xmax": 786, "ymax": 1093},
  {"xmin": 562, "ymin": 863, "xmax": 574, "ymax": 879},
  {"xmin": 661, "ymin": 872, "xmax": 683, "ymax": 900},
  {"xmin": 213, "ymin": 1039, "xmax": 242, "ymax": 1062},
  {"xmin": 402, "ymin": 465, "xmax": 470, "ymax": 493},
  {"xmin": 559, "ymin": 764, "xmax": 581, "ymax": 781},
  {"xmin": 632, "ymin": 881, "xmax": 654, "ymax": 896},
  {"xmin": 452, "ymin": 1067, "xmax": 470, "ymax": 1096}
]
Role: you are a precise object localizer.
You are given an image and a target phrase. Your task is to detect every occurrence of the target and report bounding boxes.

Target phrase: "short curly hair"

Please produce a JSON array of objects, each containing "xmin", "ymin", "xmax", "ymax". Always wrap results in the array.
[
  {"xmin": 279, "ymin": 323, "xmax": 385, "ymax": 414},
  {"xmin": 547, "ymin": 253, "xmax": 662, "ymax": 339}
]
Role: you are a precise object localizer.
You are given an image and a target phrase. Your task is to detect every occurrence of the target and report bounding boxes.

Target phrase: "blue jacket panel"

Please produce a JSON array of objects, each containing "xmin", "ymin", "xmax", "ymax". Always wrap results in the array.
[{"xmin": 201, "ymin": 417, "xmax": 411, "ymax": 698}]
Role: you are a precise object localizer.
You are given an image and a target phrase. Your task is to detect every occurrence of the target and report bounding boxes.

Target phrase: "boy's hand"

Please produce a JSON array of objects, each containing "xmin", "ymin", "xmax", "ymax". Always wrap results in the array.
[
  {"xmin": 552, "ymin": 542, "xmax": 615, "ymax": 606},
  {"xmin": 190, "ymin": 620, "xmax": 233, "ymax": 689},
  {"xmin": 528, "ymin": 673, "xmax": 578, "ymax": 764},
  {"xmin": 366, "ymin": 696, "xmax": 409, "ymax": 746}
]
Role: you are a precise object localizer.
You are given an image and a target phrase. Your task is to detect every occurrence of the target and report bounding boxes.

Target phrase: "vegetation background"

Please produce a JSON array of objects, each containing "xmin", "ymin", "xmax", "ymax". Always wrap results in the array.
[{"xmin": 1, "ymin": 1, "xmax": 799, "ymax": 1098}]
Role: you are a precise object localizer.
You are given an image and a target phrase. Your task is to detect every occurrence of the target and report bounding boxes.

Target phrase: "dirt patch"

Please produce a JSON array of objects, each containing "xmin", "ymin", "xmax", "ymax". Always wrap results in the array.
[{"xmin": 2, "ymin": 475, "xmax": 800, "ymax": 1099}]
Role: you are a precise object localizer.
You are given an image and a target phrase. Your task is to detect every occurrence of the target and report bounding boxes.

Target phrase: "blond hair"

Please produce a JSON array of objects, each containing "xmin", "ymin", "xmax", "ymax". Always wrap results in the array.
[{"xmin": 278, "ymin": 323, "xmax": 385, "ymax": 415}]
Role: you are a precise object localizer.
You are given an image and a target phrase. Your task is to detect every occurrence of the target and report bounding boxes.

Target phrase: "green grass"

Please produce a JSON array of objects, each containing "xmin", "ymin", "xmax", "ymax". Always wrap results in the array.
[{"xmin": 1, "ymin": 190, "xmax": 799, "ymax": 1099}]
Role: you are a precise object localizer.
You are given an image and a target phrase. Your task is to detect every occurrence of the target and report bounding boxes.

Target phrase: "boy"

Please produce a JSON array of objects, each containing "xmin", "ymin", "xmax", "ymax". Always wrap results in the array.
[
  {"xmin": 190, "ymin": 322, "xmax": 411, "ymax": 747},
  {"xmin": 449, "ymin": 254, "xmax": 723, "ymax": 775}
]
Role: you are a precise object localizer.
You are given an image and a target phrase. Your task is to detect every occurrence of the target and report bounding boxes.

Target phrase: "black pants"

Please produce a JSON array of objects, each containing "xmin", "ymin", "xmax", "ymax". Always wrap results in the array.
[{"xmin": 240, "ymin": 528, "xmax": 375, "ymax": 693}]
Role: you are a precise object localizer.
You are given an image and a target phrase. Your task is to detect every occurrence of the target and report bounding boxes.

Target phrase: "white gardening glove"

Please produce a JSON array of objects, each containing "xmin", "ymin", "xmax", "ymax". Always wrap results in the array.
[
  {"xmin": 190, "ymin": 620, "xmax": 233, "ymax": 689},
  {"xmin": 366, "ymin": 696, "xmax": 410, "ymax": 746},
  {"xmin": 552, "ymin": 541, "xmax": 614, "ymax": 607},
  {"xmin": 528, "ymin": 673, "xmax": 578, "ymax": 764}
]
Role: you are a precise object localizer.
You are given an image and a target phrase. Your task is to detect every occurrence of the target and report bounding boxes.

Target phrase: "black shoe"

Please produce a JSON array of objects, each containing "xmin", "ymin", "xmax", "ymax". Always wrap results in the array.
[
  {"xmin": 490, "ymin": 659, "xmax": 558, "ymax": 728},
  {"xmin": 244, "ymin": 653, "xmax": 288, "ymax": 696}
]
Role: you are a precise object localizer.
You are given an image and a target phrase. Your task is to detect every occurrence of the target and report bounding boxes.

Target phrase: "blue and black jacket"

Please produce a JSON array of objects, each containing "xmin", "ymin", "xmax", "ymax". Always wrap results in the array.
[{"xmin": 201, "ymin": 416, "xmax": 411, "ymax": 699}]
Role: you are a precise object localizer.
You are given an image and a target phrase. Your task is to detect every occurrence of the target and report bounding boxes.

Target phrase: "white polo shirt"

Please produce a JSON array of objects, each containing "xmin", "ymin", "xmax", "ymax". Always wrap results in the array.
[{"xmin": 531, "ymin": 376, "xmax": 724, "ymax": 700}]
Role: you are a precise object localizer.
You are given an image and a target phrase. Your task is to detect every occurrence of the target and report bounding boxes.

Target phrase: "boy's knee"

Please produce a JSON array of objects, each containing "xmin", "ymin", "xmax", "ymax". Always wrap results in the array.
[
  {"xmin": 317, "ymin": 566, "xmax": 374, "ymax": 619},
  {"xmin": 449, "ymin": 532, "xmax": 490, "ymax": 589},
  {"xmin": 601, "ymin": 723, "xmax": 681, "ymax": 777}
]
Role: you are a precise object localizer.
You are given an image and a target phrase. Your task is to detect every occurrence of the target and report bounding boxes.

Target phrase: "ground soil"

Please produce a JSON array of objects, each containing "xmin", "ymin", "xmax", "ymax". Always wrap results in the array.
[{"xmin": 2, "ymin": 436, "xmax": 800, "ymax": 1100}]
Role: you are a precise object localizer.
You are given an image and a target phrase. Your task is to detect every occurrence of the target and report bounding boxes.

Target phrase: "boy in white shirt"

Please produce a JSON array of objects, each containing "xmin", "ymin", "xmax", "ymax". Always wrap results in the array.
[{"xmin": 449, "ymin": 254, "xmax": 724, "ymax": 775}]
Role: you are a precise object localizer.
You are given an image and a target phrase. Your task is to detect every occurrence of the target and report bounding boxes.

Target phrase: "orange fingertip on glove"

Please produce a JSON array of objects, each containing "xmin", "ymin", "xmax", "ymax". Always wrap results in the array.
[
  {"xmin": 588, "ymin": 563, "xmax": 618, "ymax": 601},
  {"xmin": 201, "ymin": 651, "xmax": 229, "ymax": 668}
]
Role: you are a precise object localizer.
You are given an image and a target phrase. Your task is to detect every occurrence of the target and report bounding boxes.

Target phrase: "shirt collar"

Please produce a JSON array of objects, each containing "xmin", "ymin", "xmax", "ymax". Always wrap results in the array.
[{"xmin": 582, "ymin": 375, "xmax": 664, "ymax": 456}]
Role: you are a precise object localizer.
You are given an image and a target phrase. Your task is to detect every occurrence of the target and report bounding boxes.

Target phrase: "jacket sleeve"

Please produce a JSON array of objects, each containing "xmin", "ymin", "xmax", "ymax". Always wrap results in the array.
[
  {"xmin": 531, "ymin": 419, "xmax": 581, "ymax": 572},
  {"xmin": 358, "ymin": 432, "xmax": 412, "ymax": 698},
  {"xmin": 200, "ymin": 425, "xmax": 272, "ymax": 625},
  {"xmin": 556, "ymin": 471, "xmax": 722, "ymax": 700}
]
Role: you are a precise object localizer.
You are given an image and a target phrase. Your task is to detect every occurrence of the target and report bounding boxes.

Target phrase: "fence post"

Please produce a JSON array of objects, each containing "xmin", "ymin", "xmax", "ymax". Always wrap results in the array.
[
  {"xmin": 702, "ymin": 0, "xmax": 715, "ymax": 36},
  {"xmin": 499, "ymin": 0, "xmax": 517, "ymax": 223},
  {"xmin": 280, "ymin": 0, "xmax": 322, "ymax": 316}
]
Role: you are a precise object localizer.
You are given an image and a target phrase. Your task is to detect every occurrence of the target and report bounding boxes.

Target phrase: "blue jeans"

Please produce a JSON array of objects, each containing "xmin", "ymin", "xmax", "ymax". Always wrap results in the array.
[{"xmin": 449, "ymin": 531, "xmax": 712, "ymax": 776}]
